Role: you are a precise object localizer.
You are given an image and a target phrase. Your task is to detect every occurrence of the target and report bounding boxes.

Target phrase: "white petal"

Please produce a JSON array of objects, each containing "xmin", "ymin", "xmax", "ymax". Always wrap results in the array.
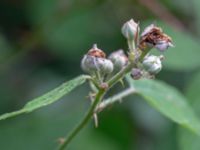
[
  {"xmin": 155, "ymin": 41, "xmax": 173, "ymax": 51},
  {"xmin": 141, "ymin": 24, "xmax": 155, "ymax": 36}
]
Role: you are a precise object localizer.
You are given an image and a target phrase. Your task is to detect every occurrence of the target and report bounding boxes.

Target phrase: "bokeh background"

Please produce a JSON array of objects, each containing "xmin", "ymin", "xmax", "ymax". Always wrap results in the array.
[{"xmin": 0, "ymin": 0, "xmax": 200, "ymax": 150}]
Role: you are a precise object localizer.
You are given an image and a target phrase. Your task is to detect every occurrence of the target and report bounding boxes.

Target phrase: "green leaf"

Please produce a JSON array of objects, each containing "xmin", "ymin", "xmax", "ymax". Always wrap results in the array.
[
  {"xmin": 0, "ymin": 75, "xmax": 89, "ymax": 121},
  {"xmin": 127, "ymin": 77, "xmax": 200, "ymax": 135},
  {"xmin": 178, "ymin": 71, "xmax": 200, "ymax": 150},
  {"xmin": 143, "ymin": 21, "xmax": 200, "ymax": 71}
]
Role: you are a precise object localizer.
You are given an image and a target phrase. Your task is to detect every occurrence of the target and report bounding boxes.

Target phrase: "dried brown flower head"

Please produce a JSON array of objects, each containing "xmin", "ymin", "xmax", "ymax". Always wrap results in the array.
[
  {"xmin": 87, "ymin": 44, "xmax": 106, "ymax": 58},
  {"xmin": 139, "ymin": 24, "xmax": 173, "ymax": 51}
]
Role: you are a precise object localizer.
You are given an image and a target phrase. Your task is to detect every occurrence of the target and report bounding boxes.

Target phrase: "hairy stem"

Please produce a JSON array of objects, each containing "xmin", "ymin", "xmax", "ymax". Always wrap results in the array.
[
  {"xmin": 57, "ymin": 89, "xmax": 105, "ymax": 150},
  {"xmin": 95, "ymin": 87, "xmax": 137, "ymax": 113},
  {"xmin": 107, "ymin": 62, "xmax": 134, "ymax": 87},
  {"xmin": 57, "ymin": 62, "xmax": 134, "ymax": 150},
  {"xmin": 128, "ymin": 40, "xmax": 135, "ymax": 51}
]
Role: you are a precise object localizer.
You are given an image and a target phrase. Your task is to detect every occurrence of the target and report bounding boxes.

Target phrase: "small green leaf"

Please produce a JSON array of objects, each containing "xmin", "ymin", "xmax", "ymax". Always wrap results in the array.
[
  {"xmin": 0, "ymin": 75, "xmax": 89, "ymax": 121},
  {"xmin": 178, "ymin": 72, "xmax": 200, "ymax": 150},
  {"xmin": 127, "ymin": 77, "xmax": 200, "ymax": 135}
]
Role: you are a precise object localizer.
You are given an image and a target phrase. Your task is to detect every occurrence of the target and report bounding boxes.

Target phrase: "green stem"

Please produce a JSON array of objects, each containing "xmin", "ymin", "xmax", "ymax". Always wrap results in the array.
[
  {"xmin": 57, "ymin": 63, "xmax": 134, "ymax": 150},
  {"xmin": 138, "ymin": 47, "xmax": 152, "ymax": 62},
  {"xmin": 107, "ymin": 62, "xmax": 134, "ymax": 87},
  {"xmin": 128, "ymin": 40, "xmax": 135, "ymax": 51},
  {"xmin": 89, "ymin": 78, "xmax": 100, "ymax": 90},
  {"xmin": 57, "ymin": 89, "xmax": 105, "ymax": 150},
  {"xmin": 95, "ymin": 87, "xmax": 137, "ymax": 113}
]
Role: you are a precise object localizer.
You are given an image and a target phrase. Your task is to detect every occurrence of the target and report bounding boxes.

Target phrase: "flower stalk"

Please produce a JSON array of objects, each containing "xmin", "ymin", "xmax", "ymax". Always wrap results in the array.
[{"xmin": 57, "ymin": 88, "xmax": 105, "ymax": 150}]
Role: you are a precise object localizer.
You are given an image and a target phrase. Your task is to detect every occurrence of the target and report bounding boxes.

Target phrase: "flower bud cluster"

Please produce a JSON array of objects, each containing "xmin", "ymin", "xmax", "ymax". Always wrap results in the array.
[{"xmin": 81, "ymin": 18, "xmax": 174, "ymax": 82}]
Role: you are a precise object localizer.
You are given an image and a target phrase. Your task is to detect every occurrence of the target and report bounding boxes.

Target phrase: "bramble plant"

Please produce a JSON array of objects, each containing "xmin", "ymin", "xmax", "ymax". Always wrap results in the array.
[{"xmin": 1, "ymin": 19, "xmax": 200, "ymax": 150}]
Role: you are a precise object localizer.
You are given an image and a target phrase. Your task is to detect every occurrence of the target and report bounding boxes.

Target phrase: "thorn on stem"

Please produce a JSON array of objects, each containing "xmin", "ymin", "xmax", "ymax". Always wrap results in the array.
[
  {"xmin": 88, "ymin": 92, "xmax": 96, "ymax": 101},
  {"xmin": 93, "ymin": 113, "xmax": 99, "ymax": 128},
  {"xmin": 57, "ymin": 138, "xmax": 66, "ymax": 145}
]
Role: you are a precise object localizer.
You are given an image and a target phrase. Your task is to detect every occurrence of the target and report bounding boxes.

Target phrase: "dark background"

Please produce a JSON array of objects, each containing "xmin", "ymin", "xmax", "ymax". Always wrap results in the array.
[{"xmin": 0, "ymin": 0, "xmax": 200, "ymax": 150}]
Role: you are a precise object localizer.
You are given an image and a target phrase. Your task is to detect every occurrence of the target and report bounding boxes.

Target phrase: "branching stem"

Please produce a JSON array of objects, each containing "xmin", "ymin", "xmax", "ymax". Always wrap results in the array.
[
  {"xmin": 107, "ymin": 62, "xmax": 135, "ymax": 87},
  {"xmin": 57, "ymin": 62, "xmax": 134, "ymax": 150},
  {"xmin": 95, "ymin": 87, "xmax": 137, "ymax": 113},
  {"xmin": 57, "ymin": 89, "xmax": 105, "ymax": 150}
]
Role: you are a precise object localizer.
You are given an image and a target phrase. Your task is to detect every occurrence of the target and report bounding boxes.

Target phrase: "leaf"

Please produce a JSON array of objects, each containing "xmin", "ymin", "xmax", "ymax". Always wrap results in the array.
[
  {"xmin": 178, "ymin": 71, "xmax": 200, "ymax": 150},
  {"xmin": 127, "ymin": 77, "xmax": 200, "ymax": 135},
  {"xmin": 0, "ymin": 75, "xmax": 89, "ymax": 121},
  {"xmin": 142, "ymin": 21, "xmax": 200, "ymax": 71}
]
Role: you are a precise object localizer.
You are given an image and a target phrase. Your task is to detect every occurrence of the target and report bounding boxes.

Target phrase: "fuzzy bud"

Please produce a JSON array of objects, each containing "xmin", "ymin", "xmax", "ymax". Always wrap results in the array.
[
  {"xmin": 101, "ymin": 58, "xmax": 114, "ymax": 74},
  {"xmin": 81, "ymin": 44, "xmax": 113, "ymax": 75},
  {"xmin": 131, "ymin": 68, "xmax": 142, "ymax": 80},
  {"xmin": 121, "ymin": 19, "xmax": 139, "ymax": 41},
  {"xmin": 108, "ymin": 49, "xmax": 128, "ymax": 71},
  {"xmin": 142, "ymin": 55, "xmax": 162, "ymax": 74}
]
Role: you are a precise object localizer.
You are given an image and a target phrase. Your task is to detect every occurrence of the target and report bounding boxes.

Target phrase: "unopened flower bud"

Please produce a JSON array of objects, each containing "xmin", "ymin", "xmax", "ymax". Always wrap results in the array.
[
  {"xmin": 131, "ymin": 68, "xmax": 142, "ymax": 80},
  {"xmin": 142, "ymin": 55, "xmax": 162, "ymax": 74},
  {"xmin": 101, "ymin": 59, "xmax": 114, "ymax": 74},
  {"xmin": 108, "ymin": 49, "xmax": 128, "ymax": 71},
  {"xmin": 121, "ymin": 19, "xmax": 139, "ymax": 41},
  {"xmin": 81, "ymin": 44, "xmax": 113, "ymax": 75},
  {"xmin": 139, "ymin": 24, "xmax": 173, "ymax": 52}
]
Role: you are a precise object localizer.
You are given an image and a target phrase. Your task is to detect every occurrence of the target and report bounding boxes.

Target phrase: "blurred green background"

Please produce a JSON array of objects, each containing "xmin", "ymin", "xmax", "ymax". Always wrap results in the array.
[{"xmin": 0, "ymin": 0, "xmax": 200, "ymax": 149}]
